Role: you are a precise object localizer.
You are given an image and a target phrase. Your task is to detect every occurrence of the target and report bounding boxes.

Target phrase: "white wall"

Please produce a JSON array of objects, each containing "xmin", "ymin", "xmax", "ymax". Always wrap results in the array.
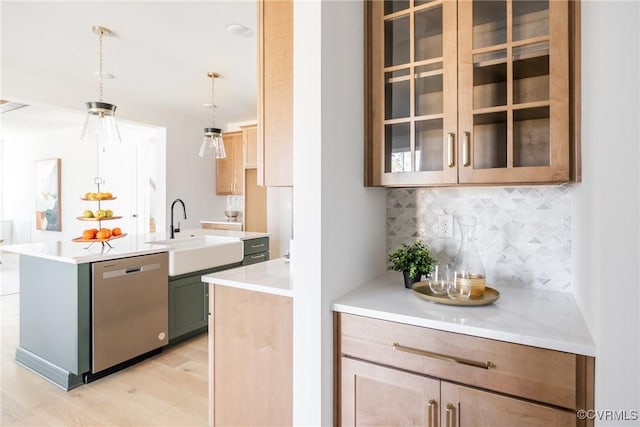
[
  {"xmin": 292, "ymin": 1, "xmax": 387, "ymax": 424},
  {"xmin": 574, "ymin": 1, "xmax": 640, "ymax": 425},
  {"xmin": 0, "ymin": 110, "xmax": 165, "ymax": 242}
]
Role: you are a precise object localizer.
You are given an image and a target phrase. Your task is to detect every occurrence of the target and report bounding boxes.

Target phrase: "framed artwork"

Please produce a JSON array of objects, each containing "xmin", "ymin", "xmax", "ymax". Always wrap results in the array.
[{"xmin": 35, "ymin": 159, "xmax": 61, "ymax": 231}]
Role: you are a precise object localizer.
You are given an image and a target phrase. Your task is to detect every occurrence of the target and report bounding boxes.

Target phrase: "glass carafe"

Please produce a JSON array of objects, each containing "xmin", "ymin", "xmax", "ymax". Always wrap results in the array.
[{"xmin": 452, "ymin": 215, "xmax": 486, "ymax": 298}]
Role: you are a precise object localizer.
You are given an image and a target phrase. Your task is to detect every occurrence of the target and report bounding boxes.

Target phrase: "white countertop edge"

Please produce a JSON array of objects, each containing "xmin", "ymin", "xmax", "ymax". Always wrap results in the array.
[
  {"xmin": 1, "ymin": 244, "xmax": 168, "ymax": 264},
  {"xmin": 332, "ymin": 303, "xmax": 596, "ymax": 357},
  {"xmin": 204, "ymin": 277, "xmax": 293, "ymax": 298},
  {"xmin": 201, "ymin": 258, "xmax": 292, "ymax": 298}
]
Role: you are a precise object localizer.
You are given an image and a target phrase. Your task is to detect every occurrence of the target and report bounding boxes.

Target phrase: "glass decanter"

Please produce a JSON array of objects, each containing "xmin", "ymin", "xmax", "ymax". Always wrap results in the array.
[{"xmin": 450, "ymin": 215, "xmax": 486, "ymax": 299}]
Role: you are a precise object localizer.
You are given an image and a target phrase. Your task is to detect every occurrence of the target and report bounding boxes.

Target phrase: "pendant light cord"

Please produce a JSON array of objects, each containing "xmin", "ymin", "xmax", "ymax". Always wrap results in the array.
[
  {"xmin": 210, "ymin": 75, "xmax": 216, "ymax": 127},
  {"xmin": 98, "ymin": 29, "xmax": 104, "ymax": 102}
]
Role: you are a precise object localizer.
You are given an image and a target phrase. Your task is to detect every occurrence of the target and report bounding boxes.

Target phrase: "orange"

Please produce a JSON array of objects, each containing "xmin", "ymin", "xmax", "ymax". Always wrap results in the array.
[
  {"xmin": 96, "ymin": 230, "xmax": 110, "ymax": 240},
  {"xmin": 104, "ymin": 192, "xmax": 113, "ymax": 199},
  {"xmin": 82, "ymin": 229, "xmax": 97, "ymax": 240},
  {"xmin": 112, "ymin": 227, "xmax": 122, "ymax": 236},
  {"xmin": 100, "ymin": 228, "xmax": 112, "ymax": 238}
]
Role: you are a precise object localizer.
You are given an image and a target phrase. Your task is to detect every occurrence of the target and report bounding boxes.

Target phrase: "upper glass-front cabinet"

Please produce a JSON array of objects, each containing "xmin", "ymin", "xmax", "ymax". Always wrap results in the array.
[{"xmin": 366, "ymin": 0, "xmax": 578, "ymax": 187}]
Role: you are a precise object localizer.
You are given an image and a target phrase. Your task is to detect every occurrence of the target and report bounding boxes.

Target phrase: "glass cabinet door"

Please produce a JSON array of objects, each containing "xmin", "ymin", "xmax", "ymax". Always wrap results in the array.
[
  {"xmin": 457, "ymin": 0, "xmax": 570, "ymax": 183},
  {"xmin": 371, "ymin": 0, "xmax": 458, "ymax": 186}
]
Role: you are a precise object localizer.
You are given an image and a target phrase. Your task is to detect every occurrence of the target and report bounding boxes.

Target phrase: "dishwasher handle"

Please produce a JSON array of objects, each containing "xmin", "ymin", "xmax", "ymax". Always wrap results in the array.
[{"xmin": 102, "ymin": 262, "xmax": 161, "ymax": 279}]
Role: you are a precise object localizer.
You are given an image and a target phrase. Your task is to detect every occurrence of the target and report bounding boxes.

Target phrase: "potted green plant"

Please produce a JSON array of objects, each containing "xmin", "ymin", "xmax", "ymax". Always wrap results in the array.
[{"xmin": 388, "ymin": 240, "xmax": 435, "ymax": 289}]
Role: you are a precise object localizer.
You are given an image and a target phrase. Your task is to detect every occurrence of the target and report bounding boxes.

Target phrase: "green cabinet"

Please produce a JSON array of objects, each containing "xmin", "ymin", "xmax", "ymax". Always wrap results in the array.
[
  {"xmin": 242, "ymin": 237, "xmax": 269, "ymax": 265},
  {"xmin": 168, "ymin": 273, "xmax": 210, "ymax": 344}
]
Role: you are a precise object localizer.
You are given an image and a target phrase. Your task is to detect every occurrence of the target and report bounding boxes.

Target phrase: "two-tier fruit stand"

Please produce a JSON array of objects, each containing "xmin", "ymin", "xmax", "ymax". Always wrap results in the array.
[{"xmin": 73, "ymin": 177, "xmax": 126, "ymax": 249}]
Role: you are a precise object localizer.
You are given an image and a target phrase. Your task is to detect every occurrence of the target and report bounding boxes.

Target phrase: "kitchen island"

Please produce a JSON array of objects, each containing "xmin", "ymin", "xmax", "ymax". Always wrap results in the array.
[{"xmin": 1, "ymin": 229, "xmax": 269, "ymax": 390}]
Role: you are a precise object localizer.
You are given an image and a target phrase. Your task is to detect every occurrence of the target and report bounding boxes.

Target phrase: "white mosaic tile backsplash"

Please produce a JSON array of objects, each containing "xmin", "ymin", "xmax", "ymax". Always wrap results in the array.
[{"xmin": 387, "ymin": 186, "xmax": 574, "ymax": 291}]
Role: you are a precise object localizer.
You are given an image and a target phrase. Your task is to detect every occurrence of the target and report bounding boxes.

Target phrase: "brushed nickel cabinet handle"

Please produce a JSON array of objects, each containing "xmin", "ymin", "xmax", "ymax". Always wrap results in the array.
[
  {"xmin": 250, "ymin": 253, "xmax": 266, "ymax": 259},
  {"xmin": 392, "ymin": 342, "xmax": 495, "ymax": 370},
  {"xmin": 446, "ymin": 403, "xmax": 456, "ymax": 427},
  {"xmin": 428, "ymin": 399, "xmax": 437, "ymax": 427},
  {"xmin": 462, "ymin": 131, "xmax": 470, "ymax": 167},
  {"xmin": 447, "ymin": 133, "xmax": 455, "ymax": 167},
  {"xmin": 250, "ymin": 243, "xmax": 265, "ymax": 248}
]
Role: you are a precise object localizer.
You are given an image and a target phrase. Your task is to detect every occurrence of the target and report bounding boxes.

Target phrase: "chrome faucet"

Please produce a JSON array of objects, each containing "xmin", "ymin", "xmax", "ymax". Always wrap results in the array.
[{"xmin": 170, "ymin": 198, "xmax": 187, "ymax": 239}]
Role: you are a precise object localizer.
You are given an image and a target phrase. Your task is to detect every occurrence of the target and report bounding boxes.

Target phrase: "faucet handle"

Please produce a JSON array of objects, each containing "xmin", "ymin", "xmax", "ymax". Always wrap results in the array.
[{"xmin": 174, "ymin": 222, "xmax": 181, "ymax": 234}]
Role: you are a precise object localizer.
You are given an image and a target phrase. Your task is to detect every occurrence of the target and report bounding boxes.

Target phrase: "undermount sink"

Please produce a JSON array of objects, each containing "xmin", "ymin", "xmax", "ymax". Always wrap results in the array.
[{"xmin": 146, "ymin": 235, "xmax": 243, "ymax": 276}]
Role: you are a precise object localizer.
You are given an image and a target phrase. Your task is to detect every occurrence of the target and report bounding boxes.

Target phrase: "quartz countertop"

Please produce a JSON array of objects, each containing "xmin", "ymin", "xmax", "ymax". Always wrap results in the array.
[
  {"xmin": 1, "ymin": 228, "xmax": 270, "ymax": 264},
  {"xmin": 0, "ymin": 234, "xmax": 167, "ymax": 264},
  {"xmin": 202, "ymin": 258, "xmax": 292, "ymax": 297},
  {"xmin": 333, "ymin": 271, "xmax": 595, "ymax": 356}
]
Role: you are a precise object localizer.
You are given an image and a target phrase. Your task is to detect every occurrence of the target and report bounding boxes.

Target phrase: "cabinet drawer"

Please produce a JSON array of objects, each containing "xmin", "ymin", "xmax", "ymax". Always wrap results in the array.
[
  {"xmin": 243, "ymin": 237, "xmax": 269, "ymax": 256},
  {"xmin": 242, "ymin": 252, "xmax": 269, "ymax": 266},
  {"xmin": 339, "ymin": 313, "xmax": 578, "ymax": 410}
]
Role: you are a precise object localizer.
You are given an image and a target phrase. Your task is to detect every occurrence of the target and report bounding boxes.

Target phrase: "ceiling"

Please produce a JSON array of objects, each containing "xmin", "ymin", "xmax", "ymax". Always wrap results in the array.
[{"xmin": 0, "ymin": 1, "xmax": 257, "ymax": 131}]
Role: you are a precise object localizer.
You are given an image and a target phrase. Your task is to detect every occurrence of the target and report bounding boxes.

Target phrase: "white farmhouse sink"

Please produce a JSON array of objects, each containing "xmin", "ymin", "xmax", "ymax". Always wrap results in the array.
[{"xmin": 146, "ymin": 235, "xmax": 243, "ymax": 276}]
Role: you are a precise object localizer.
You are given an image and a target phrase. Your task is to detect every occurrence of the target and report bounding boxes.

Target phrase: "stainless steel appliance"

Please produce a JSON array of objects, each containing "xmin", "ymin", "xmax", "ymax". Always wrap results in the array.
[{"xmin": 91, "ymin": 252, "xmax": 168, "ymax": 373}]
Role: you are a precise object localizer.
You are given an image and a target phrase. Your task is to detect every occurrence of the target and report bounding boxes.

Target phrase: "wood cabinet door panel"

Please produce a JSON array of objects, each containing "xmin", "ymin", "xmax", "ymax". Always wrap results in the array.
[
  {"xmin": 216, "ymin": 131, "xmax": 244, "ymax": 195},
  {"xmin": 213, "ymin": 285, "xmax": 292, "ymax": 426},
  {"xmin": 341, "ymin": 357, "xmax": 440, "ymax": 427},
  {"xmin": 441, "ymin": 382, "xmax": 576, "ymax": 427}
]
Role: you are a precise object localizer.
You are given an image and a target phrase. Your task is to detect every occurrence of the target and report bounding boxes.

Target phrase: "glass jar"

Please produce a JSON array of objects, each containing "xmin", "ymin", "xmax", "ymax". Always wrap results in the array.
[{"xmin": 451, "ymin": 215, "xmax": 486, "ymax": 298}]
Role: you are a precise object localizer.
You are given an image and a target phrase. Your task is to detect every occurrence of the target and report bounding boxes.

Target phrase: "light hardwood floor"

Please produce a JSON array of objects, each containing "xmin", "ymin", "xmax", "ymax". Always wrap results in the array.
[{"xmin": 0, "ymin": 253, "xmax": 209, "ymax": 426}]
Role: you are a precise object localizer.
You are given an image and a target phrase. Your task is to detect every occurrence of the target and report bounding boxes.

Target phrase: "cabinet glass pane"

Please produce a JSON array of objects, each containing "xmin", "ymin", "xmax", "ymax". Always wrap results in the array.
[
  {"xmin": 415, "ymin": 0, "xmax": 436, "ymax": 5},
  {"xmin": 514, "ymin": 107, "xmax": 550, "ymax": 167},
  {"xmin": 384, "ymin": 0, "xmax": 409, "ymax": 15},
  {"xmin": 415, "ymin": 119, "xmax": 444, "ymax": 171},
  {"xmin": 513, "ymin": 42, "xmax": 549, "ymax": 104},
  {"xmin": 415, "ymin": 64, "xmax": 443, "ymax": 116},
  {"xmin": 473, "ymin": 0, "xmax": 506, "ymax": 49},
  {"xmin": 473, "ymin": 50, "xmax": 507, "ymax": 109},
  {"xmin": 385, "ymin": 15, "xmax": 410, "ymax": 67},
  {"xmin": 415, "ymin": 6, "xmax": 443, "ymax": 62},
  {"xmin": 385, "ymin": 122, "xmax": 411, "ymax": 173},
  {"xmin": 386, "ymin": 69, "xmax": 410, "ymax": 119},
  {"xmin": 473, "ymin": 111, "xmax": 507, "ymax": 169},
  {"xmin": 513, "ymin": 0, "xmax": 549, "ymax": 41}
]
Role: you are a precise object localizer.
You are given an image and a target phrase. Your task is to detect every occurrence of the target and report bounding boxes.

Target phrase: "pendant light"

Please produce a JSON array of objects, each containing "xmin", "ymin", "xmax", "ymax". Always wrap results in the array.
[
  {"xmin": 81, "ymin": 26, "xmax": 121, "ymax": 144},
  {"xmin": 199, "ymin": 72, "xmax": 226, "ymax": 159}
]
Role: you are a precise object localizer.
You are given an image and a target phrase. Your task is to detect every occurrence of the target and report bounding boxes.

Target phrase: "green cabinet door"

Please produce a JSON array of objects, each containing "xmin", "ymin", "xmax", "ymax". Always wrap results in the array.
[{"xmin": 168, "ymin": 274, "xmax": 208, "ymax": 344}]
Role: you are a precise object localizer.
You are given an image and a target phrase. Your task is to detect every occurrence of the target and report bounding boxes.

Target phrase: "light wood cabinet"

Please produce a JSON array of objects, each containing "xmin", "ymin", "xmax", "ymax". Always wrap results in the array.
[
  {"xmin": 201, "ymin": 222, "xmax": 243, "ymax": 231},
  {"xmin": 216, "ymin": 131, "xmax": 244, "ymax": 195},
  {"xmin": 241, "ymin": 124, "xmax": 258, "ymax": 168},
  {"xmin": 365, "ymin": 0, "xmax": 580, "ymax": 187},
  {"xmin": 336, "ymin": 313, "xmax": 594, "ymax": 427},
  {"xmin": 208, "ymin": 285, "xmax": 291, "ymax": 427},
  {"xmin": 257, "ymin": 0, "xmax": 293, "ymax": 187}
]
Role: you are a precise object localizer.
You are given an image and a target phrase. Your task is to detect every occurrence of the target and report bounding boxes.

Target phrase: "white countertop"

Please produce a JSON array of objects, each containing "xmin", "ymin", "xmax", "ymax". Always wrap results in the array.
[
  {"xmin": 333, "ymin": 271, "xmax": 596, "ymax": 356},
  {"xmin": 0, "ymin": 234, "xmax": 167, "ymax": 264},
  {"xmin": 0, "ymin": 228, "xmax": 270, "ymax": 264},
  {"xmin": 201, "ymin": 258, "xmax": 292, "ymax": 298}
]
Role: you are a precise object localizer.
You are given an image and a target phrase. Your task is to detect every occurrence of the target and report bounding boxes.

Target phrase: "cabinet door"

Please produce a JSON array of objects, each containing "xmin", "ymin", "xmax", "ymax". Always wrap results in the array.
[
  {"xmin": 213, "ymin": 285, "xmax": 292, "ymax": 426},
  {"xmin": 341, "ymin": 357, "xmax": 440, "ymax": 427},
  {"xmin": 441, "ymin": 381, "xmax": 575, "ymax": 427},
  {"xmin": 457, "ymin": 0, "xmax": 569, "ymax": 183},
  {"xmin": 242, "ymin": 125, "xmax": 258, "ymax": 168},
  {"xmin": 368, "ymin": 0, "xmax": 458, "ymax": 186},
  {"xmin": 216, "ymin": 131, "xmax": 244, "ymax": 195},
  {"xmin": 168, "ymin": 275, "xmax": 208, "ymax": 343},
  {"xmin": 258, "ymin": 0, "xmax": 293, "ymax": 187}
]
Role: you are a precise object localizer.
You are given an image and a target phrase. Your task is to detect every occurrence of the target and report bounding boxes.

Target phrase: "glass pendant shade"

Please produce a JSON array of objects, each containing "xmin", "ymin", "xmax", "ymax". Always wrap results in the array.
[
  {"xmin": 199, "ymin": 127, "xmax": 226, "ymax": 159},
  {"xmin": 81, "ymin": 101, "xmax": 121, "ymax": 144}
]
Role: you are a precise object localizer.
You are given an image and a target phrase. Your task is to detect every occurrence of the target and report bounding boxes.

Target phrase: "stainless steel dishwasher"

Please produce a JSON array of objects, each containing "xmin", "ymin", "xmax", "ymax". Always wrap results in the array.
[{"xmin": 91, "ymin": 252, "xmax": 168, "ymax": 374}]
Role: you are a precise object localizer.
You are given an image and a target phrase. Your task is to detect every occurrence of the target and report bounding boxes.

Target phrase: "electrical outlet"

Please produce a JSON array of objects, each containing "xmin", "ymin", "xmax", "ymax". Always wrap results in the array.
[{"xmin": 438, "ymin": 214, "xmax": 454, "ymax": 238}]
